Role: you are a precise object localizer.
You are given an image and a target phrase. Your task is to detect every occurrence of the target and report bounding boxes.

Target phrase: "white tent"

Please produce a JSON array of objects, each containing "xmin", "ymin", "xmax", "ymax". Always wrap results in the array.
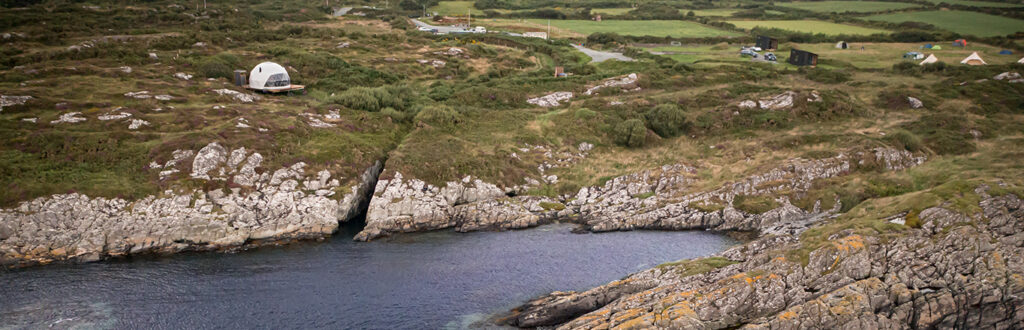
[
  {"xmin": 920, "ymin": 54, "xmax": 939, "ymax": 65},
  {"xmin": 960, "ymin": 52, "xmax": 986, "ymax": 66},
  {"xmin": 835, "ymin": 41, "xmax": 848, "ymax": 49},
  {"xmin": 1019, "ymin": 56, "xmax": 1024, "ymax": 64},
  {"xmin": 249, "ymin": 62, "xmax": 292, "ymax": 91}
]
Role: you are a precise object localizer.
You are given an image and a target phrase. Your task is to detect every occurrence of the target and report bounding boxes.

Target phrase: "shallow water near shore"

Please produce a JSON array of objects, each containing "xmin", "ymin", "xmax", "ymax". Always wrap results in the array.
[{"xmin": 0, "ymin": 221, "xmax": 738, "ymax": 329}]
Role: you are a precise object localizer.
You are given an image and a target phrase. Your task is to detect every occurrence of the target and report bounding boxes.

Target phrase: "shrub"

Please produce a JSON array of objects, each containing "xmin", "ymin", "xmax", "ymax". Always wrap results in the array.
[
  {"xmin": 381, "ymin": 107, "xmax": 411, "ymax": 123},
  {"xmin": 645, "ymin": 104, "xmax": 690, "ymax": 138},
  {"xmin": 198, "ymin": 56, "xmax": 237, "ymax": 79},
  {"xmin": 804, "ymin": 68, "xmax": 851, "ymax": 84},
  {"xmin": 428, "ymin": 84, "xmax": 453, "ymax": 101},
  {"xmin": 415, "ymin": 105, "xmax": 462, "ymax": 127},
  {"xmin": 892, "ymin": 61, "xmax": 920, "ymax": 75},
  {"xmin": 574, "ymin": 108, "xmax": 597, "ymax": 120},
  {"xmin": 332, "ymin": 87, "xmax": 380, "ymax": 111},
  {"xmin": 733, "ymin": 194, "xmax": 780, "ymax": 214},
  {"xmin": 887, "ymin": 129, "xmax": 924, "ymax": 152},
  {"xmin": 613, "ymin": 119, "xmax": 647, "ymax": 148}
]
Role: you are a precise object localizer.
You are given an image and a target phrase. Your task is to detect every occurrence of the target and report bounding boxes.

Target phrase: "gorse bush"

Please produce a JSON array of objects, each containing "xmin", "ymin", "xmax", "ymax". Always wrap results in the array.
[
  {"xmin": 613, "ymin": 119, "xmax": 647, "ymax": 148},
  {"xmin": 329, "ymin": 85, "xmax": 417, "ymax": 112},
  {"xmin": 415, "ymin": 105, "xmax": 463, "ymax": 127},
  {"xmin": 645, "ymin": 104, "xmax": 690, "ymax": 138}
]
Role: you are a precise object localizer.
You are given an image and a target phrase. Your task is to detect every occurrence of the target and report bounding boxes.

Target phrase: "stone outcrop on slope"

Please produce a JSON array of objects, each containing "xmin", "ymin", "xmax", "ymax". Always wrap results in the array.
[
  {"xmin": 354, "ymin": 173, "xmax": 570, "ymax": 241},
  {"xmin": 356, "ymin": 148, "xmax": 923, "ymax": 241},
  {"xmin": 0, "ymin": 143, "xmax": 383, "ymax": 267},
  {"xmin": 504, "ymin": 190, "xmax": 1024, "ymax": 329}
]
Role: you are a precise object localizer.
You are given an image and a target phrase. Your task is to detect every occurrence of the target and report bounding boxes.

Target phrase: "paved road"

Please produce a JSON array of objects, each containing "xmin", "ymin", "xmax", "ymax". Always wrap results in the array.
[
  {"xmin": 411, "ymin": 18, "xmax": 472, "ymax": 34},
  {"xmin": 572, "ymin": 44, "xmax": 634, "ymax": 63}
]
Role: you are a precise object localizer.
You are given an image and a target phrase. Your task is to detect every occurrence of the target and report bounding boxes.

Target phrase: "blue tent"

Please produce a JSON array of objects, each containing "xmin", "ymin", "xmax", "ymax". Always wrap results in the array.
[
  {"xmin": 1000, "ymin": 50, "xmax": 1013, "ymax": 55},
  {"xmin": 923, "ymin": 43, "xmax": 933, "ymax": 49}
]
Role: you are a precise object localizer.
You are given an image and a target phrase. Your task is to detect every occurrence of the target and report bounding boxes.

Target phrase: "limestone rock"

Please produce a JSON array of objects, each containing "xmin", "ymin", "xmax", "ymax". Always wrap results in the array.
[
  {"xmin": 527, "ymin": 92, "xmax": 573, "ymax": 107},
  {"xmin": 908, "ymin": 96, "xmax": 923, "ymax": 109},
  {"xmin": 50, "ymin": 112, "xmax": 86, "ymax": 124},
  {"xmin": 190, "ymin": 142, "xmax": 228, "ymax": 180},
  {"xmin": 0, "ymin": 95, "xmax": 32, "ymax": 112}
]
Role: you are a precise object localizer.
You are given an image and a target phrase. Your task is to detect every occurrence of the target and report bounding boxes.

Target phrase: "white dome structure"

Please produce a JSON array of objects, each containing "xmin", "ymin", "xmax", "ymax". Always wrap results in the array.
[{"xmin": 248, "ymin": 62, "xmax": 291, "ymax": 91}]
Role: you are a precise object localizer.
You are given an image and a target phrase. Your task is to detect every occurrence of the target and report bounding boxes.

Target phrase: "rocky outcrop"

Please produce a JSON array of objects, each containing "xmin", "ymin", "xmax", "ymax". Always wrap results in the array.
[
  {"xmin": 0, "ymin": 143, "xmax": 384, "ymax": 267},
  {"xmin": 355, "ymin": 172, "xmax": 516, "ymax": 241},
  {"xmin": 504, "ymin": 190, "xmax": 1024, "ymax": 329},
  {"xmin": 527, "ymin": 91, "xmax": 573, "ymax": 107},
  {"xmin": 357, "ymin": 148, "xmax": 922, "ymax": 241}
]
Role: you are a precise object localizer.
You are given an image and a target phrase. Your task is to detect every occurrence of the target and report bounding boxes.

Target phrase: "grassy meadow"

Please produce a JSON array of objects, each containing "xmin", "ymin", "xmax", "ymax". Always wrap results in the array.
[
  {"xmin": 477, "ymin": 19, "xmax": 741, "ymax": 38},
  {"xmin": 864, "ymin": 10, "xmax": 1024, "ymax": 37},
  {"xmin": 776, "ymin": 1, "xmax": 922, "ymax": 13},
  {"xmin": 919, "ymin": 0, "xmax": 1024, "ymax": 7},
  {"xmin": 726, "ymin": 20, "xmax": 890, "ymax": 35}
]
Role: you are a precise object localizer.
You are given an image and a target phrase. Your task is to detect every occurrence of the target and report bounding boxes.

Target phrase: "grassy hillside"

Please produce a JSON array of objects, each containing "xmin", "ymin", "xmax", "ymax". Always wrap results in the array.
[
  {"xmin": 776, "ymin": 1, "xmax": 922, "ymax": 13},
  {"xmin": 864, "ymin": 10, "xmax": 1024, "ymax": 37},
  {"xmin": 726, "ymin": 20, "xmax": 890, "ymax": 36}
]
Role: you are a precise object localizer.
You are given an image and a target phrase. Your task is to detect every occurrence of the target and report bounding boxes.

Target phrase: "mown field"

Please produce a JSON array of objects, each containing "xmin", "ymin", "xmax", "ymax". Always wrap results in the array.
[
  {"xmin": 590, "ymin": 7, "xmax": 633, "ymax": 15},
  {"xmin": 478, "ymin": 19, "xmax": 741, "ymax": 38},
  {"xmin": 428, "ymin": 1, "xmax": 486, "ymax": 16},
  {"xmin": 919, "ymin": 0, "xmax": 1024, "ymax": 7},
  {"xmin": 589, "ymin": 8, "xmax": 741, "ymax": 17},
  {"xmin": 864, "ymin": 10, "xmax": 1024, "ymax": 37},
  {"xmin": 776, "ymin": 1, "xmax": 921, "ymax": 13},
  {"xmin": 726, "ymin": 20, "xmax": 890, "ymax": 36}
]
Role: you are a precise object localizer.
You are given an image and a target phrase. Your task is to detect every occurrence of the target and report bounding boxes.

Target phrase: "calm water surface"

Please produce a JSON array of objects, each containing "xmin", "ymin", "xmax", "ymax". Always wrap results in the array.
[{"xmin": 0, "ymin": 221, "xmax": 737, "ymax": 329}]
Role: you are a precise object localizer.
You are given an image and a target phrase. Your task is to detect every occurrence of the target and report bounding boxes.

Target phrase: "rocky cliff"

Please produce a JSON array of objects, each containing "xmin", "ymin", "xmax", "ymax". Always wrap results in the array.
[
  {"xmin": 0, "ymin": 143, "xmax": 383, "ymax": 267},
  {"xmin": 502, "ymin": 188, "xmax": 1024, "ymax": 329},
  {"xmin": 355, "ymin": 147, "xmax": 922, "ymax": 241}
]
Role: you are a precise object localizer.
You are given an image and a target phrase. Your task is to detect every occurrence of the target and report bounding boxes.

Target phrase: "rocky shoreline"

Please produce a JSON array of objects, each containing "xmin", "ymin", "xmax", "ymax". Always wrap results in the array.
[
  {"xmin": 0, "ymin": 146, "xmax": 924, "ymax": 267},
  {"xmin": 500, "ymin": 188, "xmax": 1024, "ymax": 329},
  {"xmin": 0, "ymin": 142, "xmax": 384, "ymax": 267}
]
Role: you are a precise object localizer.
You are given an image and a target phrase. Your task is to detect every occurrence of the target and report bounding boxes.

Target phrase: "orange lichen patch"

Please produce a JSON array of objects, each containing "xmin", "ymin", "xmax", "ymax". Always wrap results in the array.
[
  {"xmin": 613, "ymin": 310, "xmax": 656, "ymax": 330},
  {"xmin": 778, "ymin": 309, "xmax": 799, "ymax": 320},
  {"xmin": 661, "ymin": 301, "xmax": 697, "ymax": 320},
  {"xmin": 744, "ymin": 275, "xmax": 764, "ymax": 284},
  {"xmin": 730, "ymin": 272, "xmax": 749, "ymax": 280},
  {"xmin": 774, "ymin": 256, "xmax": 787, "ymax": 262},
  {"xmin": 831, "ymin": 235, "xmax": 866, "ymax": 252}
]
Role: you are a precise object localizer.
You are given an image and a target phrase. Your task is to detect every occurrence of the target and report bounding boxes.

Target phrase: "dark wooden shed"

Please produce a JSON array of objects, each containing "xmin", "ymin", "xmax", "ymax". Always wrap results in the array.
[
  {"xmin": 756, "ymin": 36, "xmax": 778, "ymax": 51},
  {"xmin": 788, "ymin": 49, "xmax": 818, "ymax": 66}
]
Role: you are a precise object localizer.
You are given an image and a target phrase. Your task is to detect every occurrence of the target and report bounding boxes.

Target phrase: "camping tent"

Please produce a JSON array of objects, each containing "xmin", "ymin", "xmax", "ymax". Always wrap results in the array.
[
  {"xmin": 1018, "ymin": 57, "xmax": 1024, "ymax": 64},
  {"xmin": 922, "ymin": 43, "xmax": 933, "ymax": 49},
  {"xmin": 953, "ymin": 39, "xmax": 967, "ymax": 47},
  {"xmin": 904, "ymin": 52, "xmax": 924, "ymax": 60},
  {"xmin": 999, "ymin": 50, "xmax": 1013, "ymax": 55},
  {"xmin": 931, "ymin": 45, "xmax": 942, "ymax": 50},
  {"xmin": 249, "ymin": 62, "xmax": 292, "ymax": 91},
  {"xmin": 835, "ymin": 41, "xmax": 848, "ymax": 49},
  {"xmin": 920, "ymin": 54, "xmax": 939, "ymax": 65},
  {"xmin": 960, "ymin": 52, "xmax": 986, "ymax": 65}
]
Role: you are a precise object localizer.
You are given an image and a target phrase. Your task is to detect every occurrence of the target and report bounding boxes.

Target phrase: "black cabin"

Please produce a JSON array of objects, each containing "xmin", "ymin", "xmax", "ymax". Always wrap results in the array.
[
  {"xmin": 756, "ymin": 36, "xmax": 778, "ymax": 50},
  {"xmin": 788, "ymin": 49, "xmax": 818, "ymax": 66}
]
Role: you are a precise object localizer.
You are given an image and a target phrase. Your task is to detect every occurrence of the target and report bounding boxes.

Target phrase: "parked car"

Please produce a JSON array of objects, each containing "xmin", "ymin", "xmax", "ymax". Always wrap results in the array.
[
  {"xmin": 417, "ymin": 26, "xmax": 434, "ymax": 31},
  {"xmin": 764, "ymin": 53, "xmax": 777, "ymax": 62},
  {"xmin": 740, "ymin": 48, "xmax": 759, "ymax": 57},
  {"xmin": 752, "ymin": 46, "xmax": 763, "ymax": 52}
]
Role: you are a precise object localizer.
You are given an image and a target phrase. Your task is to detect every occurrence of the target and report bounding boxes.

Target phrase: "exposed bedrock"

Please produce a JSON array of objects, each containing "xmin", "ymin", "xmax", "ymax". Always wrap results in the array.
[
  {"xmin": 356, "ymin": 147, "xmax": 922, "ymax": 241},
  {"xmin": 0, "ymin": 143, "xmax": 384, "ymax": 267},
  {"xmin": 503, "ymin": 190, "xmax": 1024, "ymax": 329}
]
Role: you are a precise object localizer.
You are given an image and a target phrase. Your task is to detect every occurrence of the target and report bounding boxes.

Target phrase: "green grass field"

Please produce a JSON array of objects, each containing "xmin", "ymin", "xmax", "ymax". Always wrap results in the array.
[
  {"xmin": 726, "ymin": 20, "xmax": 890, "ymax": 36},
  {"xmin": 428, "ymin": 1, "xmax": 485, "ymax": 16},
  {"xmin": 919, "ymin": 0, "xmax": 1024, "ymax": 7},
  {"xmin": 482, "ymin": 19, "xmax": 742, "ymax": 38},
  {"xmin": 864, "ymin": 10, "xmax": 1024, "ymax": 37},
  {"xmin": 687, "ymin": 9, "xmax": 741, "ymax": 17},
  {"xmin": 776, "ymin": 1, "xmax": 921, "ymax": 13},
  {"xmin": 591, "ymin": 7, "xmax": 633, "ymax": 15}
]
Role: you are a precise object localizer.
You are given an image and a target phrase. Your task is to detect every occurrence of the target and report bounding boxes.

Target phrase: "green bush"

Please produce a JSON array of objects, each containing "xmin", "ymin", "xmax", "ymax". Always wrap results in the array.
[
  {"xmin": 804, "ymin": 68, "xmax": 851, "ymax": 83},
  {"xmin": 733, "ymin": 194, "xmax": 780, "ymax": 214},
  {"xmin": 415, "ymin": 105, "xmax": 462, "ymax": 127},
  {"xmin": 332, "ymin": 87, "xmax": 381, "ymax": 111},
  {"xmin": 887, "ymin": 129, "xmax": 924, "ymax": 152},
  {"xmin": 574, "ymin": 108, "xmax": 597, "ymax": 120},
  {"xmin": 645, "ymin": 104, "xmax": 690, "ymax": 138},
  {"xmin": 613, "ymin": 119, "xmax": 647, "ymax": 148},
  {"xmin": 381, "ymin": 107, "xmax": 411, "ymax": 123}
]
